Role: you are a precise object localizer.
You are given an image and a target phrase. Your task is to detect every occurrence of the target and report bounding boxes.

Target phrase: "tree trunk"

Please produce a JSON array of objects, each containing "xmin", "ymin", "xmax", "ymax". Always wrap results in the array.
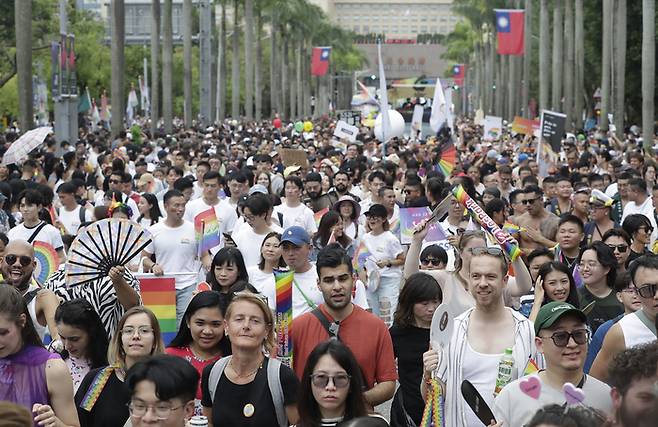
[
  {"xmin": 162, "ymin": 0, "xmax": 173, "ymax": 134},
  {"xmin": 474, "ymin": 42, "xmax": 481, "ymax": 111},
  {"xmin": 303, "ymin": 40, "xmax": 312, "ymax": 117},
  {"xmin": 270, "ymin": 10, "xmax": 278, "ymax": 117},
  {"xmin": 522, "ymin": 0, "xmax": 531, "ymax": 117},
  {"xmin": 600, "ymin": 0, "xmax": 613, "ymax": 131},
  {"xmin": 254, "ymin": 7, "xmax": 262, "ymax": 121},
  {"xmin": 183, "ymin": 0, "xmax": 192, "ymax": 127},
  {"xmin": 507, "ymin": 54, "xmax": 516, "ymax": 120},
  {"xmin": 110, "ymin": 0, "xmax": 125, "ymax": 137},
  {"xmin": 574, "ymin": 0, "xmax": 584, "ymax": 127},
  {"xmin": 613, "ymin": 0, "xmax": 626, "ymax": 137},
  {"xmin": 551, "ymin": 0, "xmax": 563, "ymax": 112},
  {"xmin": 563, "ymin": 0, "xmax": 574, "ymax": 128},
  {"xmin": 15, "ymin": 0, "xmax": 33, "ymax": 132},
  {"xmin": 150, "ymin": 0, "xmax": 160, "ymax": 135},
  {"xmin": 217, "ymin": 4, "xmax": 227, "ymax": 121},
  {"xmin": 296, "ymin": 39, "xmax": 303, "ymax": 118},
  {"xmin": 539, "ymin": 0, "xmax": 550, "ymax": 113},
  {"xmin": 231, "ymin": 0, "xmax": 240, "ymax": 119},
  {"xmin": 486, "ymin": 38, "xmax": 494, "ymax": 114},
  {"xmin": 496, "ymin": 54, "xmax": 504, "ymax": 117},
  {"xmin": 244, "ymin": 0, "xmax": 254, "ymax": 119},
  {"xmin": 280, "ymin": 33, "xmax": 288, "ymax": 119},
  {"xmin": 289, "ymin": 45, "xmax": 297, "ymax": 120},
  {"xmin": 642, "ymin": 0, "xmax": 655, "ymax": 145}
]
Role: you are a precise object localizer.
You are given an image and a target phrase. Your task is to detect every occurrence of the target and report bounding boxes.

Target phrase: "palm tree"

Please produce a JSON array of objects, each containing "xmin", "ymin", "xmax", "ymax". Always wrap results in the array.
[
  {"xmin": 182, "ymin": 0, "xmax": 192, "ymax": 127},
  {"xmin": 231, "ymin": 0, "xmax": 240, "ymax": 119},
  {"xmin": 244, "ymin": 0, "xmax": 254, "ymax": 119},
  {"xmin": 642, "ymin": 0, "xmax": 655, "ymax": 145},
  {"xmin": 613, "ymin": 0, "xmax": 626, "ymax": 137},
  {"xmin": 254, "ymin": 5, "xmax": 262, "ymax": 120},
  {"xmin": 522, "ymin": 0, "xmax": 531, "ymax": 117},
  {"xmin": 162, "ymin": 0, "xmax": 173, "ymax": 134},
  {"xmin": 217, "ymin": 2, "xmax": 227, "ymax": 121},
  {"xmin": 574, "ymin": 0, "xmax": 584, "ymax": 128},
  {"xmin": 551, "ymin": 0, "xmax": 563, "ymax": 112},
  {"xmin": 269, "ymin": 5, "xmax": 279, "ymax": 117},
  {"xmin": 15, "ymin": 0, "xmax": 32, "ymax": 131},
  {"xmin": 563, "ymin": 0, "xmax": 574, "ymax": 127},
  {"xmin": 600, "ymin": 0, "xmax": 612, "ymax": 132},
  {"xmin": 539, "ymin": 0, "xmax": 550, "ymax": 113},
  {"xmin": 150, "ymin": 0, "xmax": 160, "ymax": 136},
  {"xmin": 110, "ymin": 0, "xmax": 125, "ymax": 137}
]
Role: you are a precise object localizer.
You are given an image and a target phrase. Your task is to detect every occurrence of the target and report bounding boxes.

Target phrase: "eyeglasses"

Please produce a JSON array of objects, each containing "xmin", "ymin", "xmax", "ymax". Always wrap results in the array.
[
  {"xmin": 521, "ymin": 198, "xmax": 540, "ymax": 205},
  {"xmin": 4, "ymin": 254, "xmax": 32, "ymax": 267},
  {"xmin": 539, "ymin": 329, "xmax": 590, "ymax": 347},
  {"xmin": 310, "ymin": 373, "xmax": 351, "ymax": 388},
  {"xmin": 121, "ymin": 326, "xmax": 154, "ymax": 337},
  {"xmin": 469, "ymin": 247, "xmax": 504, "ymax": 256},
  {"xmin": 606, "ymin": 244, "xmax": 628, "ymax": 253},
  {"xmin": 636, "ymin": 284, "xmax": 658, "ymax": 299},
  {"xmin": 421, "ymin": 258, "xmax": 443, "ymax": 266},
  {"xmin": 127, "ymin": 401, "xmax": 183, "ymax": 419}
]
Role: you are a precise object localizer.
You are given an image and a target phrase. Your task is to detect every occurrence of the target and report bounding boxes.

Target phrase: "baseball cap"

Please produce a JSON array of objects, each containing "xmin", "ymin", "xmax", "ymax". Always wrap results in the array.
[
  {"xmin": 487, "ymin": 149, "xmax": 498, "ymax": 159},
  {"xmin": 363, "ymin": 204, "xmax": 388, "ymax": 218},
  {"xmin": 280, "ymin": 226, "xmax": 311, "ymax": 246},
  {"xmin": 518, "ymin": 153, "xmax": 529, "ymax": 162},
  {"xmin": 248, "ymin": 184, "xmax": 269, "ymax": 195},
  {"xmin": 534, "ymin": 302, "xmax": 588, "ymax": 335}
]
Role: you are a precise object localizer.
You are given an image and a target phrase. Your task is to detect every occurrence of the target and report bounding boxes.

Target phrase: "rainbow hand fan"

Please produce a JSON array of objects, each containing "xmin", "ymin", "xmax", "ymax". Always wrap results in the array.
[
  {"xmin": 65, "ymin": 218, "xmax": 152, "ymax": 287},
  {"xmin": 434, "ymin": 141, "xmax": 456, "ymax": 177},
  {"xmin": 33, "ymin": 241, "xmax": 59, "ymax": 284}
]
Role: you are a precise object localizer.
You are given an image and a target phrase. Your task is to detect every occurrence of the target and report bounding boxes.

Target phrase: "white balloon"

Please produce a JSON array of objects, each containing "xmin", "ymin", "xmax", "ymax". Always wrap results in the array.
[{"xmin": 374, "ymin": 109, "xmax": 405, "ymax": 141}]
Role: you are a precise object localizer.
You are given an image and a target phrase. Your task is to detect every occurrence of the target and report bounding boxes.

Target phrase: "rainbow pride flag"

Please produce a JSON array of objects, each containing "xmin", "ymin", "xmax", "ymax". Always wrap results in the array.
[
  {"xmin": 274, "ymin": 269, "xmax": 294, "ymax": 367},
  {"xmin": 523, "ymin": 357, "xmax": 540, "ymax": 376},
  {"xmin": 139, "ymin": 277, "xmax": 177, "ymax": 345},
  {"xmin": 314, "ymin": 207, "xmax": 329, "ymax": 227},
  {"xmin": 194, "ymin": 207, "xmax": 221, "ymax": 256},
  {"xmin": 503, "ymin": 222, "xmax": 525, "ymax": 234},
  {"xmin": 352, "ymin": 241, "xmax": 371, "ymax": 271},
  {"xmin": 33, "ymin": 241, "xmax": 59, "ymax": 284}
]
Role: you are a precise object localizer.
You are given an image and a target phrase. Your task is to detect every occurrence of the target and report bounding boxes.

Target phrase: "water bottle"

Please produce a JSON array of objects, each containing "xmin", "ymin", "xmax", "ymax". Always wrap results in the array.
[
  {"xmin": 493, "ymin": 347, "xmax": 515, "ymax": 397},
  {"xmin": 189, "ymin": 415, "xmax": 208, "ymax": 427}
]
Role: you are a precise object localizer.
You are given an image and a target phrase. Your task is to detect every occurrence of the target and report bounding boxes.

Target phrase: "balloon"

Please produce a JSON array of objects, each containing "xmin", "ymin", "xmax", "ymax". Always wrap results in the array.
[
  {"xmin": 294, "ymin": 121, "xmax": 304, "ymax": 132},
  {"xmin": 303, "ymin": 121, "xmax": 313, "ymax": 132},
  {"xmin": 273, "ymin": 118, "xmax": 282, "ymax": 129},
  {"xmin": 374, "ymin": 109, "xmax": 405, "ymax": 141}
]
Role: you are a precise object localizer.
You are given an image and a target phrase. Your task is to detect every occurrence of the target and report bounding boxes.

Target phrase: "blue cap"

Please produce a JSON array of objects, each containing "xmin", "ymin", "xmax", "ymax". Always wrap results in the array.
[
  {"xmin": 518, "ymin": 153, "xmax": 529, "ymax": 162},
  {"xmin": 281, "ymin": 226, "xmax": 311, "ymax": 246}
]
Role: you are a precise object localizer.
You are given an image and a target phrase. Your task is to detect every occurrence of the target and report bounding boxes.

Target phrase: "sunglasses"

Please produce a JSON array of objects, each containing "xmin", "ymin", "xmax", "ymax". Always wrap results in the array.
[
  {"xmin": 521, "ymin": 197, "xmax": 540, "ymax": 205},
  {"xmin": 636, "ymin": 284, "xmax": 658, "ymax": 299},
  {"xmin": 469, "ymin": 247, "xmax": 504, "ymax": 256},
  {"xmin": 4, "ymin": 254, "xmax": 32, "ymax": 267},
  {"xmin": 109, "ymin": 179, "xmax": 120, "ymax": 184},
  {"xmin": 310, "ymin": 373, "xmax": 351, "ymax": 388},
  {"xmin": 639, "ymin": 226, "xmax": 654, "ymax": 233},
  {"xmin": 539, "ymin": 329, "xmax": 590, "ymax": 347},
  {"xmin": 421, "ymin": 258, "xmax": 443, "ymax": 267},
  {"xmin": 606, "ymin": 244, "xmax": 628, "ymax": 253}
]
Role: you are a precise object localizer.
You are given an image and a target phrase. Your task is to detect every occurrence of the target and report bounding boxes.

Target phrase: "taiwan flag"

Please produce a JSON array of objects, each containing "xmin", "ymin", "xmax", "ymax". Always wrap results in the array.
[
  {"xmin": 495, "ymin": 9, "xmax": 525, "ymax": 55},
  {"xmin": 452, "ymin": 64, "xmax": 466, "ymax": 87},
  {"xmin": 311, "ymin": 47, "xmax": 331, "ymax": 76}
]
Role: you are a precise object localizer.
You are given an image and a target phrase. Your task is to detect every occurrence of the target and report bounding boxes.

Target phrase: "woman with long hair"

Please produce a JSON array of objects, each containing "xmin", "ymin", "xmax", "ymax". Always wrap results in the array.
[
  {"xmin": 246, "ymin": 231, "xmax": 285, "ymax": 311},
  {"xmin": 75, "ymin": 306, "xmax": 164, "ymax": 427},
  {"xmin": 167, "ymin": 291, "xmax": 231, "ymax": 412},
  {"xmin": 311, "ymin": 211, "xmax": 355, "ymax": 262},
  {"xmin": 54, "ymin": 299, "xmax": 109, "ymax": 393},
  {"xmin": 0, "ymin": 286, "xmax": 79, "ymax": 427},
  {"xmin": 256, "ymin": 171, "xmax": 273, "ymax": 195},
  {"xmin": 389, "ymin": 273, "xmax": 442, "ymax": 426},
  {"xmin": 136, "ymin": 192, "xmax": 162, "ymax": 227},
  {"xmin": 528, "ymin": 262, "xmax": 580, "ymax": 322},
  {"xmin": 296, "ymin": 340, "xmax": 369, "ymax": 427},
  {"xmin": 333, "ymin": 196, "xmax": 361, "ymax": 240},
  {"xmin": 206, "ymin": 247, "xmax": 250, "ymax": 296},
  {"xmin": 201, "ymin": 292, "xmax": 299, "ymax": 426}
]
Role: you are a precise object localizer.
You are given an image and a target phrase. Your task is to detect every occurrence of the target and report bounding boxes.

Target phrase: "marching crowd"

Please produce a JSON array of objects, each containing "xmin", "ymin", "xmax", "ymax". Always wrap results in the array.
[{"xmin": 0, "ymin": 116, "xmax": 657, "ymax": 427}]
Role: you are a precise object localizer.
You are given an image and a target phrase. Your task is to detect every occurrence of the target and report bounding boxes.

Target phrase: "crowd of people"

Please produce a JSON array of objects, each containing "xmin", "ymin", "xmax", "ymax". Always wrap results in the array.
[{"xmin": 0, "ymin": 115, "xmax": 657, "ymax": 427}]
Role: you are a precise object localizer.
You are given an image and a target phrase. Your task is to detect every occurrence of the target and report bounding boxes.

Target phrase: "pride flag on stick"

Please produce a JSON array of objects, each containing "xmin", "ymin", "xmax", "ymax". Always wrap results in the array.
[
  {"xmin": 194, "ymin": 207, "xmax": 221, "ymax": 257},
  {"xmin": 274, "ymin": 269, "xmax": 294, "ymax": 367},
  {"xmin": 352, "ymin": 241, "xmax": 371, "ymax": 271},
  {"xmin": 139, "ymin": 276, "xmax": 177, "ymax": 345}
]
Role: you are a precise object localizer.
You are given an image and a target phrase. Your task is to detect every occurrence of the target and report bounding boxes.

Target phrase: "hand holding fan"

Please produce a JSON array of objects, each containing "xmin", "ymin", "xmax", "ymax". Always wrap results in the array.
[
  {"xmin": 433, "ymin": 141, "xmax": 456, "ymax": 177},
  {"xmin": 66, "ymin": 218, "xmax": 152, "ymax": 287}
]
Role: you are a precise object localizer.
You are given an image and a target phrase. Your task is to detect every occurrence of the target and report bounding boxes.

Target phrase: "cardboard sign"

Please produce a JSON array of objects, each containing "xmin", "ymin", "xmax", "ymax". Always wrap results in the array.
[
  {"xmin": 280, "ymin": 148, "xmax": 309, "ymax": 168},
  {"xmin": 333, "ymin": 120, "xmax": 359, "ymax": 142},
  {"xmin": 540, "ymin": 110, "xmax": 567, "ymax": 155},
  {"xmin": 338, "ymin": 110, "xmax": 362, "ymax": 127},
  {"xmin": 483, "ymin": 115, "xmax": 503, "ymax": 141}
]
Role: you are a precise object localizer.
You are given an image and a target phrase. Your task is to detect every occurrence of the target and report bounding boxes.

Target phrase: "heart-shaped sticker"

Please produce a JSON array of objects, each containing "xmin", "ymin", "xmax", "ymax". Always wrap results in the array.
[
  {"xmin": 519, "ymin": 375, "xmax": 541, "ymax": 399},
  {"xmin": 563, "ymin": 382, "xmax": 585, "ymax": 405}
]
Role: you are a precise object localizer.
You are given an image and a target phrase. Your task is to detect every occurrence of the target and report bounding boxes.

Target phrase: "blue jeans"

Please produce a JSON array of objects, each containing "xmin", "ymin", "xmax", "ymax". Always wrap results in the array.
[
  {"xmin": 176, "ymin": 285, "xmax": 195, "ymax": 328},
  {"xmin": 367, "ymin": 274, "xmax": 401, "ymax": 327}
]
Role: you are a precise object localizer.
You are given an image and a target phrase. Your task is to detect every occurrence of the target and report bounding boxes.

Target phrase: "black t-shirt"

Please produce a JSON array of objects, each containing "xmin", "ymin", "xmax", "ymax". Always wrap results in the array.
[
  {"xmin": 389, "ymin": 323, "xmax": 429, "ymax": 426},
  {"xmin": 75, "ymin": 368, "xmax": 130, "ymax": 427},
  {"xmin": 201, "ymin": 358, "xmax": 299, "ymax": 427},
  {"xmin": 578, "ymin": 286, "xmax": 624, "ymax": 334}
]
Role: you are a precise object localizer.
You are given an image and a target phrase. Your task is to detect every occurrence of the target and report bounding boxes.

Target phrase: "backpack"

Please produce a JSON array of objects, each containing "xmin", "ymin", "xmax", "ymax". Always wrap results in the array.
[{"xmin": 208, "ymin": 356, "xmax": 287, "ymax": 427}]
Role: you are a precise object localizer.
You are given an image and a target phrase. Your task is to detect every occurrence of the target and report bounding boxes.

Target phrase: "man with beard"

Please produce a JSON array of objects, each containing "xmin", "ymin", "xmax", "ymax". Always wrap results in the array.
[
  {"xmin": 303, "ymin": 172, "xmax": 337, "ymax": 212},
  {"xmin": 607, "ymin": 341, "xmax": 658, "ymax": 427},
  {"xmin": 1, "ymin": 239, "xmax": 60, "ymax": 344},
  {"xmin": 493, "ymin": 302, "xmax": 613, "ymax": 426},
  {"xmin": 290, "ymin": 245, "xmax": 397, "ymax": 410},
  {"xmin": 327, "ymin": 170, "xmax": 361, "ymax": 202}
]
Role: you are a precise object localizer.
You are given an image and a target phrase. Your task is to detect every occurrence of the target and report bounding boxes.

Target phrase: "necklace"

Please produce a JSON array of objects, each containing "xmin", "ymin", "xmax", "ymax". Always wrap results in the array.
[{"xmin": 229, "ymin": 357, "xmax": 263, "ymax": 379}]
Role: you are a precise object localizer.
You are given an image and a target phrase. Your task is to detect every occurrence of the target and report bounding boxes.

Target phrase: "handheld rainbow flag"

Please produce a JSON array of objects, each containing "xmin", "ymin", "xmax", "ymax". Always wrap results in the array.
[
  {"xmin": 139, "ymin": 277, "xmax": 177, "ymax": 345},
  {"xmin": 420, "ymin": 378, "xmax": 443, "ymax": 427},
  {"xmin": 523, "ymin": 357, "xmax": 540, "ymax": 376},
  {"xmin": 314, "ymin": 207, "xmax": 329, "ymax": 227},
  {"xmin": 503, "ymin": 222, "xmax": 525, "ymax": 234},
  {"xmin": 33, "ymin": 241, "xmax": 60, "ymax": 284},
  {"xmin": 194, "ymin": 207, "xmax": 221, "ymax": 256},
  {"xmin": 274, "ymin": 269, "xmax": 294, "ymax": 367},
  {"xmin": 452, "ymin": 185, "xmax": 522, "ymax": 261},
  {"xmin": 352, "ymin": 241, "xmax": 371, "ymax": 271}
]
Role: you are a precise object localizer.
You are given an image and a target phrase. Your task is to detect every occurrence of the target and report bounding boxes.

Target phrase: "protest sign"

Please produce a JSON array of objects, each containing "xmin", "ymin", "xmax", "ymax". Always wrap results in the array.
[
  {"xmin": 333, "ymin": 120, "xmax": 359, "ymax": 142},
  {"xmin": 483, "ymin": 115, "xmax": 503, "ymax": 141},
  {"xmin": 540, "ymin": 110, "xmax": 567, "ymax": 156},
  {"xmin": 280, "ymin": 148, "xmax": 310, "ymax": 168}
]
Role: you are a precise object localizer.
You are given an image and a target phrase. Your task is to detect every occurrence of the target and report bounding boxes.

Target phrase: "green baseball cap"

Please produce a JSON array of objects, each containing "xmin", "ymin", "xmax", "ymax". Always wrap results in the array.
[{"xmin": 534, "ymin": 301, "xmax": 588, "ymax": 335}]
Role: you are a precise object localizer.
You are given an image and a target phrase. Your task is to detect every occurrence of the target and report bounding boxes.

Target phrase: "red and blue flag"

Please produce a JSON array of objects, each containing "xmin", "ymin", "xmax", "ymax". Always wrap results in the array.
[
  {"xmin": 311, "ymin": 47, "xmax": 331, "ymax": 76},
  {"xmin": 495, "ymin": 9, "xmax": 525, "ymax": 55}
]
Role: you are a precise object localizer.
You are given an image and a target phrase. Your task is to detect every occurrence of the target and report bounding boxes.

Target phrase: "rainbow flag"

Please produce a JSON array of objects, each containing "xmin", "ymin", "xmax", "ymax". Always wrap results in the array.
[
  {"xmin": 274, "ymin": 269, "xmax": 294, "ymax": 367},
  {"xmin": 352, "ymin": 241, "xmax": 371, "ymax": 271},
  {"xmin": 503, "ymin": 222, "xmax": 524, "ymax": 234},
  {"xmin": 139, "ymin": 277, "xmax": 177, "ymax": 345},
  {"xmin": 33, "ymin": 241, "xmax": 59, "ymax": 284},
  {"xmin": 523, "ymin": 357, "xmax": 540, "ymax": 376},
  {"xmin": 194, "ymin": 207, "xmax": 221, "ymax": 256},
  {"xmin": 314, "ymin": 207, "xmax": 329, "ymax": 227}
]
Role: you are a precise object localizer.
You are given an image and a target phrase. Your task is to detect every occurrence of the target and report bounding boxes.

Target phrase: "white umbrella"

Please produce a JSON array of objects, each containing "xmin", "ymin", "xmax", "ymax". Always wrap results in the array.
[{"xmin": 1, "ymin": 126, "xmax": 52, "ymax": 166}]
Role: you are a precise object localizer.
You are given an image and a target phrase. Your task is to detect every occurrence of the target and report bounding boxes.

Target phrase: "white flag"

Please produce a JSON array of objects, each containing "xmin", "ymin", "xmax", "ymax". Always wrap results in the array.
[
  {"xmin": 430, "ymin": 77, "xmax": 447, "ymax": 132},
  {"xmin": 377, "ymin": 42, "xmax": 392, "ymax": 143}
]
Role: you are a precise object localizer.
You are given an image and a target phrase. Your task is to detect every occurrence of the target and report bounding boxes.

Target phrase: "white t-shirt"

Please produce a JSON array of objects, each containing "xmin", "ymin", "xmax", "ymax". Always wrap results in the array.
[
  {"xmin": 462, "ymin": 342, "xmax": 501, "ymax": 427},
  {"xmin": 361, "ymin": 231, "xmax": 404, "ymax": 278},
  {"xmin": 621, "ymin": 196, "xmax": 658, "ymax": 244},
  {"xmin": 184, "ymin": 198, "xmax": 237, "ymax": 238},
  {"xmin": 232, "ymin": 224, "xmax": 283, "ymax": 267},
  {"xmin": 216, "ymin": 198, "xmax": 238, "ymax": 235},
  {"xmin": 291, "ymin": 267, "xmax": 324, "ymax": 319},
  {"xmin": 246, "ymin": 265, "xmax": 276, "ymax": 311},
  {"xmin": 145, "ymin": 221, "xmax": 201, "ymax": 290},
  {"xmin": 58, "ymin": 205, "xmax": 92, "ymax": 236},
  {"xmin": 273, "ymin": 203, "xmax": 317, "ymax": 234},
  {"xmin": 8, "ymin": 221, "xmax": 65, "ymax": 251}
]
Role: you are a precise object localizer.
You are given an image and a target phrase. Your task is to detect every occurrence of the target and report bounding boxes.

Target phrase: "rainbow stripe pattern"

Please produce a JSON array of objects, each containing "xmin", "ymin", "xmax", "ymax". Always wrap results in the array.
[
  {"xmin": 503, "ymin": 222, "xmax": 525, "ymax": 234},
  {"xmin": 452, "ymin": 185, "xmax": 522, "ymax": 261},
  {"xmin": 33, "ymin": 241, "xmax": 59, "ymax": 284},
  {"xmin": 194, "ymin": 207, "xmax": 221, "ymax": 255},
  {"xmin": 139, "ymin": 277, "xmax": 177, "ymax": 345},
  {"xmin": 314, "ymin": 207, "xmax": 329, "ymax": 227},
  {"xmin": 274, "ymin": 269, "xmax": 294, "ymax": 367},
  {"xmin": 523, "ymin": 357, "xmax": 540, "ymax": 376},
  {"xmin": 352, "ymin": 241, "xmax": 371, "ymax": 271},
  {"xmin": 420, "ymin": 378, "xmax": 443, "ymax": 427},
  {"xmin": 80, "ymin": 365, "xmax": 117, "ymax": 411}
]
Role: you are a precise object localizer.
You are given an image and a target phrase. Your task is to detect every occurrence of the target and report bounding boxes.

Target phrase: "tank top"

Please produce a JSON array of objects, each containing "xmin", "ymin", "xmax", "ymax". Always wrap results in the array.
[
  {"xmin": 619, "ymin": 311, "xmax": 657, "ymax": 348},
  {"xmin": 462, "ymin": 342, "xmax": 501, "ymax": 427},
  {"xmin": 26, "ymin": 283, "xmax": 48, "ymax": 342}
]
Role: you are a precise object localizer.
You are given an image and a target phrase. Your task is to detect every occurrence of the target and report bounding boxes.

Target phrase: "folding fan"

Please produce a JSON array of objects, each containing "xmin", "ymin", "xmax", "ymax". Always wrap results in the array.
[{"xmin": 434, "ymin": 141, "xmax": 457, "ymax": 177}]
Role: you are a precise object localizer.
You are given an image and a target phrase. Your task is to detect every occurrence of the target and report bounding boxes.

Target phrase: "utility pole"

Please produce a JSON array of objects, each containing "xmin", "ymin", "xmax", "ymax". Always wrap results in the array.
[{"xmin": 199, "ymin": 0, "xmax": 212, "ymax": 127}]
